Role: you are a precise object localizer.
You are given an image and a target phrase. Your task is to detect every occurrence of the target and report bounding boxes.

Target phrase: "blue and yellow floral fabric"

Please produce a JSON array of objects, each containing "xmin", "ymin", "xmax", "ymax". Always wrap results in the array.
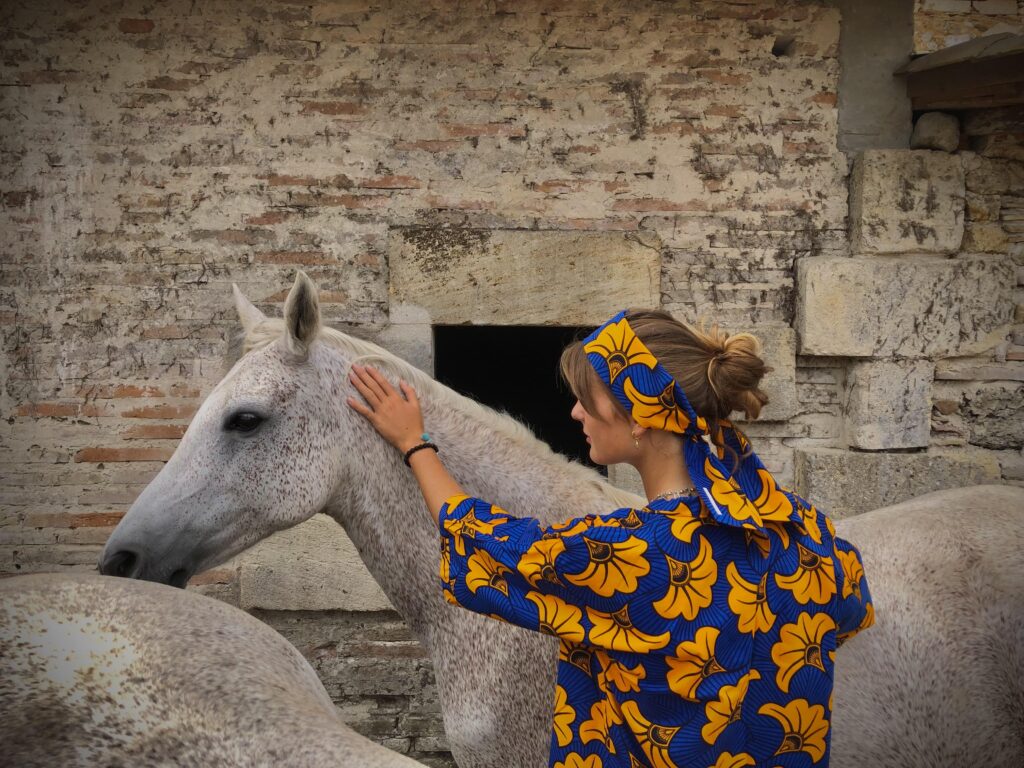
[
  {"xmin": 438, "ymin": 492, "xmax": 872, "ymax": 768},
  {"xmin": 437, "ymin": 309, "xmax": 873, "ymax": 767}
]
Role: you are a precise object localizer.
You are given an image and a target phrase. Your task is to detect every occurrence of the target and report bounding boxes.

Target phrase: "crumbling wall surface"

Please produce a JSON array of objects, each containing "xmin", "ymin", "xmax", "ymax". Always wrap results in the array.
[
  {"xmin": 796, "ymin": 105, "xmax": 1023, "ymax": 515},
  {"xmin": 914, "ymin": 0, "xmax": 1024, "ymax": 54},
  {"xmin": 1, "ymin": 0, "xmax": 843, "ymax": 575},
  {"xmin": 0, "ymin": 1, "xmax": 845, "ymax": 762}
]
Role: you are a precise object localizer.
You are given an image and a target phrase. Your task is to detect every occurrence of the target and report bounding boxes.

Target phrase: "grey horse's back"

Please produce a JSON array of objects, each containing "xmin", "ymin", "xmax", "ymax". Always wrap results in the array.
[
  {"xmin": 832, "ymin": 484, "xmax": 1024, "ymax": 768},
  {"xmin": 0, "ymin": 572, "xmax": 424, "ymax": 768}
]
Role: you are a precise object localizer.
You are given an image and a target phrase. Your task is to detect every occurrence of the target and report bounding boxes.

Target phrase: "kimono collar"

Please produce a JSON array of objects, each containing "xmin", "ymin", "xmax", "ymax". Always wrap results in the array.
[{"xmin": 582, "ymin": 310, "xmax": 805, "ymax": 533}]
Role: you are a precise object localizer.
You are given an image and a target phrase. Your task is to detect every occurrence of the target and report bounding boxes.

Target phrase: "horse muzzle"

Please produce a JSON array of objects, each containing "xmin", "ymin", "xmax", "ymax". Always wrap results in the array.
[{"xmin": 98, "ymin": 548, "xmax": 193, "ymax": 589}]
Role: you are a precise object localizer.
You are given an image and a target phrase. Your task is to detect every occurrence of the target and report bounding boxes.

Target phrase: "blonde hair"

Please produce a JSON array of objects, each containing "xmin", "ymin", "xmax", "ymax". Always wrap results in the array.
[{"xmin": 559, "ymin": 308, "xmax": 773, "ymax": 465}]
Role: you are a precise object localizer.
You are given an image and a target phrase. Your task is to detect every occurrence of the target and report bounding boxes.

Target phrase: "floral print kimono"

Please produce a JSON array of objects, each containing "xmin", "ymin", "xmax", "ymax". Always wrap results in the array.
[{"xmin": 436, "ymin": 310, "xmax": 873, "ymax": 768}]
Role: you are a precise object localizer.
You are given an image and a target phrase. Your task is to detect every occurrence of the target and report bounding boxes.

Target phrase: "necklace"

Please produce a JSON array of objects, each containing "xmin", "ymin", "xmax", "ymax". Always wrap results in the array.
[{"xmin": 650, "ymin": 487, "xmax": 698, "ymax": 502}]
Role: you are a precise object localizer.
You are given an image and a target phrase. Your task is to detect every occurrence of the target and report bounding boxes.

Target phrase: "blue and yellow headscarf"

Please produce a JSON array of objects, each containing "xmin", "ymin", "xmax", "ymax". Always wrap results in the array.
[{"xmin": 583, "ymin": 309, "xmax": 807, "ymax": 533}]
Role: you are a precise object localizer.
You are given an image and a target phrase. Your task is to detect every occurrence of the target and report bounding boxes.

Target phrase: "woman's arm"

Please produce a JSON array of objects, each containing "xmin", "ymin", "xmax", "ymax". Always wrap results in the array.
[{"xmin": 346, "ymin": 363, "xmax": 463, "ymax": 523}]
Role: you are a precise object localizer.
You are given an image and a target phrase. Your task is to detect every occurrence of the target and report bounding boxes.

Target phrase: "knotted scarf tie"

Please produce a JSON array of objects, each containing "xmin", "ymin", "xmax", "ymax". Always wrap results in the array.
[{"xmin": 582, "ymin": 310, "xmax": 807, "ymax": 533}]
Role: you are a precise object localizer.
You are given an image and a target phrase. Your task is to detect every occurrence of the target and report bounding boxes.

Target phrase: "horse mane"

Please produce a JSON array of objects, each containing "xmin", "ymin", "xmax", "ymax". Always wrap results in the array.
[{"xmin": 239, "ymin": 318, "xmax": 642, "ymax": 509}]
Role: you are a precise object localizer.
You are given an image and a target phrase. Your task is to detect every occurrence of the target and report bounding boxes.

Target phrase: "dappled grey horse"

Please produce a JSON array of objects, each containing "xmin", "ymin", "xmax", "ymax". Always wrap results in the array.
[
  {"xmin": 0, "ymin": 572, "xmax": 425, "ymax": 767},
  {"xmin": 101, "ymin": 272, "xmax": 1024, "ymax": 767}
]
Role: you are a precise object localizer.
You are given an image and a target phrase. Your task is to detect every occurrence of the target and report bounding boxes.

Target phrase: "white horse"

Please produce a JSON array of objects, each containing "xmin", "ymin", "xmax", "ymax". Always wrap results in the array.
[
  {"xmin": 100, "ymin": 272, "xmax": 1024, "ymax": 767},
  {"xmin": 0, "ymin": 572, "xmax": 426, "ymax": 767}
]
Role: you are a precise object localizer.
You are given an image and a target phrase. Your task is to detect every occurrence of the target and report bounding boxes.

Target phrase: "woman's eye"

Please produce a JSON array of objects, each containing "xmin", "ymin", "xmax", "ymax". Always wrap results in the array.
[{"xmin": 225, "ymin": 412, "xmax": 263, "ymax": 433}]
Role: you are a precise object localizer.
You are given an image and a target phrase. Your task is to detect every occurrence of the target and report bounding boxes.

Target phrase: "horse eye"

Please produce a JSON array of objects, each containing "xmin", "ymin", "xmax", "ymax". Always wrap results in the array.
[{"xmin": 225, "ymin": 411, "xmax": 263, "ymax": 433}]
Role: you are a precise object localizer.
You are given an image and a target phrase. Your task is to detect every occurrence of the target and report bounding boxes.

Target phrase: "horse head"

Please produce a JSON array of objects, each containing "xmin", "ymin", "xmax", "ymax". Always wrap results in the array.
[{"xmin": 99, "ymin": 271, "xmax": 363, "ymax": 586}]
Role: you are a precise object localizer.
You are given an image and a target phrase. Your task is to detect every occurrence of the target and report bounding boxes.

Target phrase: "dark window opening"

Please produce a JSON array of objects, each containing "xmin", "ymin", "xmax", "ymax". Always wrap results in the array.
[{"xmin": 433, "ymin": 324, "xmax": 606, "ymax": 477}]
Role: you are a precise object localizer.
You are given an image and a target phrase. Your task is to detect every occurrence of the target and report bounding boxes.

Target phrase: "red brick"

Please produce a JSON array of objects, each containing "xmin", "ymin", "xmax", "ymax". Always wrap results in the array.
[
  {"xmin": 393, "ymin": 139, "xmax": 463, "ymax": 152},
  {"xmin": 442, "ymin": 122, "xmax": 527, "ymax": 138},
  {"xmin": 534, "ymin": 179, "xmax": 585, "ymax": 194},
  {"xmin": 705, "ymin": 71, "xmax": 751, "ymax": 86},
  {"xmin": 145, "ymin": 76, "xmax": 196, "ymax": 91},
  {"xmin": 299, "ymin": 101, "xmax": 367, "ymax": 116},
  {"xmin": 705, "ymin": 105, "xmax": 742, "ymax": 118},
  {"xmin": 119, "ymin": 18, "xmax": 155, "ymax": 33},
  {"xmin": 612, "ymin": 198, "xmax": 707, "ymax": 212},
  {"xmin": 811, "ymin": 92, "xmax": 838, "ymax": 106},
  {"xmin": 258, "ymin": 173, "xmax": 353, "ymax": 188},
  {"xmin": 189, "ymin": 568, "xmax": 236, "ymax": 586},
  {"xmin": 261, "ymin": 174, "xmax": 320, "ymax": 186},
  {"xmin": 357, "ymin": 175, "xmax": 422, "ymax": 189},
  {"xmin": 26, "ymin": 511, "xmax": 125, "ymax": 528},
  {"xmin": 244, "ymin": 211, "xmax": 292, "ymax": 225},
  {"xmin": 356, "ymin": 252, "xmax": 381, "ymax": 268},
  {"xmin": 120, "ymin": 404, "xmax": 198, "ymax": 419},
  {"xmin": 14, "ymin": 402, "xmax": 106, "ymax": 418},
  {"xmin": 122, "ymin": 424, "xmax": 188, "ymax": 439},
  {"xmin": 650, "ymin": 122, "xmax": 699, "ymax": 137},
  {"xmin": 75, "ymin": 446, "xmax": 175, "ymax": 463}
]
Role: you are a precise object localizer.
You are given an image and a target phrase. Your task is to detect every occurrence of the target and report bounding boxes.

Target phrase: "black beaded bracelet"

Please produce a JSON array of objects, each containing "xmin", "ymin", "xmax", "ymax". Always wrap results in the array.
[{"xmin": 403, "ymin": 442, "xmax": 438, "ymax": 466}]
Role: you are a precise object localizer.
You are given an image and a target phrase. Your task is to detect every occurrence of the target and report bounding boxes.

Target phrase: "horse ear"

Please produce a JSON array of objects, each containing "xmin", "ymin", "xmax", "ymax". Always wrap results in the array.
[
  {"xmin": 232, "ymin": 283, "xmax": 267, "ymax": 334},
  {"xmin": 283, "ymin": 270, "xmax": 321, "ymax": 359}
]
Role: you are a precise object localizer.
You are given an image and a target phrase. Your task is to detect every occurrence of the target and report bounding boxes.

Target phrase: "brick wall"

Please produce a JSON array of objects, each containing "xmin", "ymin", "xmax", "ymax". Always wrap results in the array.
[{"xmin": 2, "ymin": 0, "xmax": 1021, "ymax": 763}]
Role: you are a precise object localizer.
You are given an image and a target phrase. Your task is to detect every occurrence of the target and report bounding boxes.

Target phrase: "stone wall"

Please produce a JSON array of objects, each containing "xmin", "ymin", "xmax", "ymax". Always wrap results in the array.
[
  {"xmin": 2, "ymin": 0, "xmax": 1022, "ymax": 763},
  {"xmin": 914, "ymin": 0, "xmax": 1023, "ymax": 54}
]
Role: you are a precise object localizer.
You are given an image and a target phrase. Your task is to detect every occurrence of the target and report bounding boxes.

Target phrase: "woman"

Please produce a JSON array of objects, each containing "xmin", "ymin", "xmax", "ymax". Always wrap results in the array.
[{"xmin": 347, "ymin": 308, "xmax": 873, "ymax": 768}]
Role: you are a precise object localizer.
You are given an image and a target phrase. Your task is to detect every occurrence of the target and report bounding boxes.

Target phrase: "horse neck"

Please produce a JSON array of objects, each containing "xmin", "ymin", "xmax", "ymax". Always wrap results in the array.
[{"xmin": 321, "ymin": 386, "xmax": 625, "ymax": 644}]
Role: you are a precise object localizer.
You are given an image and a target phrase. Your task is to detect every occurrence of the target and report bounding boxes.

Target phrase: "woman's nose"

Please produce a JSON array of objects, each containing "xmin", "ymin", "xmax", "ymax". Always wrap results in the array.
[{"xmin": 570, "ymin": 400, "xmax": 584, "ymax": 421}]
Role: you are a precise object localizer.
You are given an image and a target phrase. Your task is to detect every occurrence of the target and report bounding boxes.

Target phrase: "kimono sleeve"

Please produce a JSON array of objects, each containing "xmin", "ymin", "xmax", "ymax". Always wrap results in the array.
[
  {"xmin": 438, "ymin": 494, "xmax": 672, "ymax": 654},
  {"xmin": 832, "ymin": 535, "xmax": 875, "ymax": 644}
]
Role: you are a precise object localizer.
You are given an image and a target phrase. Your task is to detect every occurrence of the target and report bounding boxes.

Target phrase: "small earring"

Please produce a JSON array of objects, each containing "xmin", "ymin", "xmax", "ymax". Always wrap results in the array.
[{"xmin": 633, "ymin": 434, "xmax": 640, "ymax": 449}]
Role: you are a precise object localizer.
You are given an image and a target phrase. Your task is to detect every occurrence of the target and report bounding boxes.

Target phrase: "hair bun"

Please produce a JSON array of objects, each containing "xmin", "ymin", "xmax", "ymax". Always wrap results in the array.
[{"xmin": 705, "ymin": 330, "xmax": 771, "ymax": 420}]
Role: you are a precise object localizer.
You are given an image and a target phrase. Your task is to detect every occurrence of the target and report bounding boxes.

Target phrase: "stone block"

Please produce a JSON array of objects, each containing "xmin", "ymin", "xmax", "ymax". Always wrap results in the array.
[
  {"xmin": 750, "ymin": 325, "xmax": 798, "ymax": 422},
  {"xmin": 796, "ymin": 256, "xmax": 1015, "ymax": 358},
  {"xmin": 910, "ymin": 112, "xmax": 960, "ymax": 153},
  {"xmin": 962, "ymin": 222, "xmax": 1009, "ymax": 253},
  {"xmin": 850, "ymin": 150, "xmax": 965, "ymax": 255},
  {"xmin": 844, "ymin": 360, "xmax": 934, "ymax": 449},
  {"xmin": 935, "ymin": 358, "xmax": 1024, "ymax": 381},
  {"xmin": 961, "ymin": 382, "xmax": 1024, "ymax": 450},
  {"xmin": 389, "ymin": 229, "xmax": 661, "ymax": 326},
  {"xmin": 373, "ymin": 321, "xmax": 434, "ymax": 376},
  {"xmin": 238, "ymin": 514, "xmax": 393, "ymax": 612},
  {"xmin": 793, "ymin": 447, "xmax": 1000, "ymax": 518}
]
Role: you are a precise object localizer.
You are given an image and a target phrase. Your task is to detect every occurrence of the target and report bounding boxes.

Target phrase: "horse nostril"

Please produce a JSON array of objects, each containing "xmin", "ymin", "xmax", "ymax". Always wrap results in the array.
[
  {"xmin": 168, "ymin": 568, "xmax": 191, "ymax": 590},
  {"xmin": 100, "ymin": 550, "xmax": 143, "ymax": 579}
]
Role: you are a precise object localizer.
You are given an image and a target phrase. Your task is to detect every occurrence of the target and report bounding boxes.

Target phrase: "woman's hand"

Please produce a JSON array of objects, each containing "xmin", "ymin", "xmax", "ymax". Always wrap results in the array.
[{"xmin": 346, "ymin": 364, "xmax": 425, "ymax": 452}]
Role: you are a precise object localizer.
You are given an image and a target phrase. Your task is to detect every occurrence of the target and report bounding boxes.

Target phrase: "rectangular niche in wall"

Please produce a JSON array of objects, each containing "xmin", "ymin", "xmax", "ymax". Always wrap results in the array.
[{"xmin": 433, "ymin": 323, "xmax": 605, "ymax": 475}]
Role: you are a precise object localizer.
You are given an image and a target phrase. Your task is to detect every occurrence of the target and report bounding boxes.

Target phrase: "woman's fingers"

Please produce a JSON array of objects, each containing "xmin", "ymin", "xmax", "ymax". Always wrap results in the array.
[
  {"xmin": 357, "ymin": 364, "xmax": 391, "ymax": 401},
  {"xmin": 346, "ymin": 394, "xmax": 373, "ymax": 419},
  {"xmin": 349, "ymin": 368, "xmax": 381, "ymax": 406},
  {"xmin": 364, "ymin": 365, "xmax": 399, "ymax": 399}
]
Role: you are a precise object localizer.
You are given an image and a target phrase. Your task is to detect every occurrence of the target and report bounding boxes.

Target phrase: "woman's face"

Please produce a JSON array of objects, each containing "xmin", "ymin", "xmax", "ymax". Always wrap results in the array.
[{"xmin": 570, "ymin": 381, "xmax": 635, "ymax": 467}]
